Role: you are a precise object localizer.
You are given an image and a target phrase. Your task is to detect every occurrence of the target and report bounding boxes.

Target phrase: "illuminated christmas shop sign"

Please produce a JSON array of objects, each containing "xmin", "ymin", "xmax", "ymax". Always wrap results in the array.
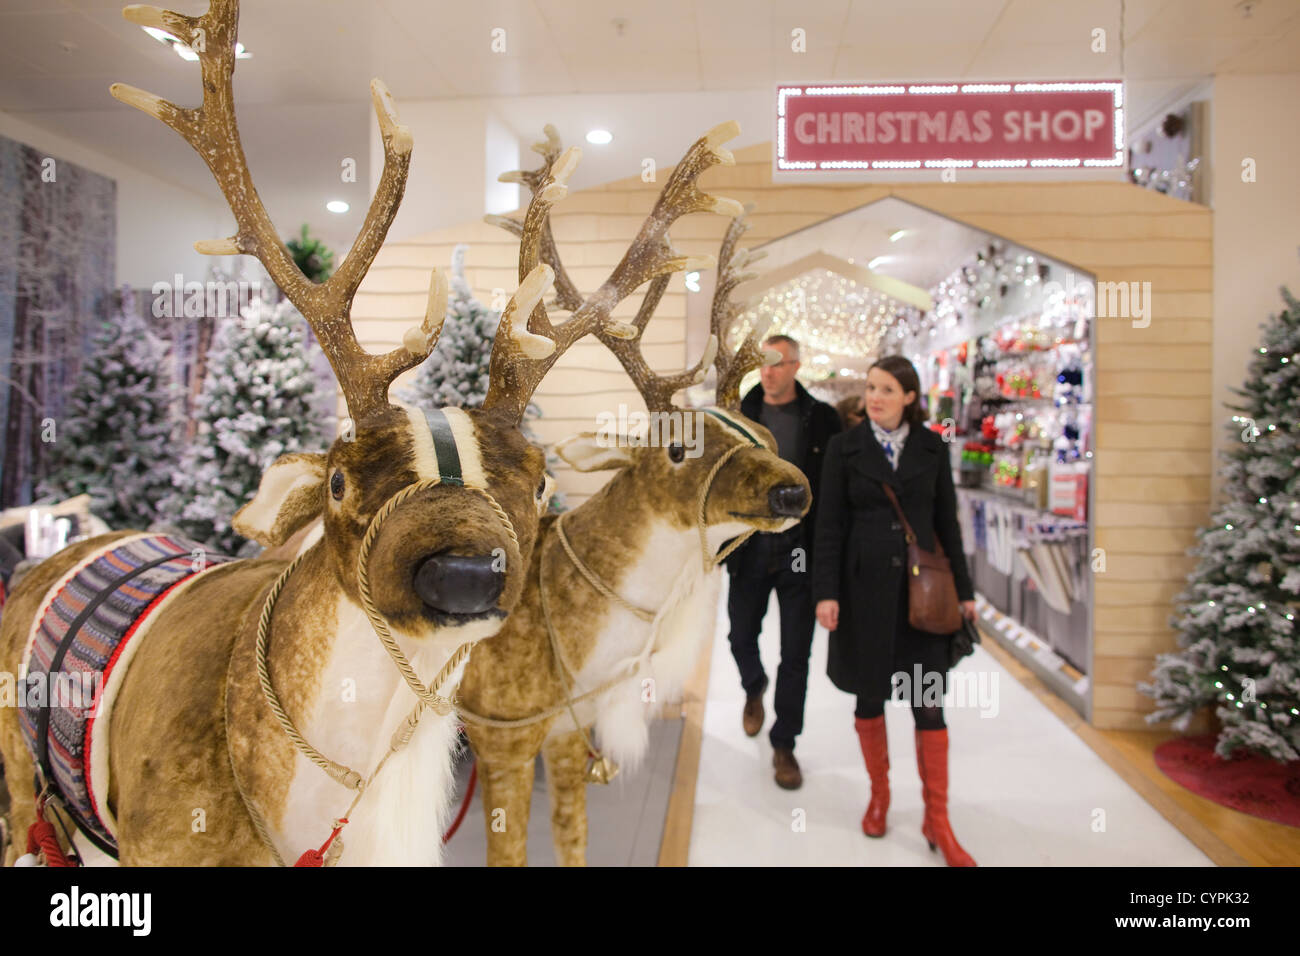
[{"xmin": 776, "ymin": 82, "xmax": 1123, "ymax": 172}]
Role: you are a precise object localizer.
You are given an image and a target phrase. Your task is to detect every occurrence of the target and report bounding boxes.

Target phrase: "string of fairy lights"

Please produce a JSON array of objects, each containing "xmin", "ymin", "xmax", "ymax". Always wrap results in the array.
[
  {"xmin": 734, "ymin": 269, "xmax": 920, "ymax": 383},
  {"xmin": 734, "ymin": 239, "xmax": 1056, "ymax": 381}
]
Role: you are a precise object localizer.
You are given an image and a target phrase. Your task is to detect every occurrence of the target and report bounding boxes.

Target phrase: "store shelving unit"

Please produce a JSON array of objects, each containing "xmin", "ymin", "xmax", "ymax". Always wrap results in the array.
[{"xmin": 973, "ymin": 593, "xmax": 1089, "ymax": 717}]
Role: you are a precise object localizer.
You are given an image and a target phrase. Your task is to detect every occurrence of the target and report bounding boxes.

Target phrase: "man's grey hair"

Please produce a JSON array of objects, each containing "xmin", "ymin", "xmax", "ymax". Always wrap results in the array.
[{"xmin": 763, "ymin": 334, "xmax": 800, "ymax": 361}]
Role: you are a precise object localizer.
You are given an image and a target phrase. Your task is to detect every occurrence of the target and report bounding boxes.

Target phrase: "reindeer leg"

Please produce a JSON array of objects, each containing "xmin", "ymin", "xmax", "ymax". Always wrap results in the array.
[
  {"xmin": 480, "ymin": 759, "xmax": 534, "ymax": 867},
  {"xmin": 1, "ymin": 765, "xmax": 36, "ymax": 867},
  {"xmin": 1, "ymin": 718, "xmax": 38, "ymax": 866},
  {"xmin": 541, "ymin": 730, "xmax": 590, "ymax": 867}
]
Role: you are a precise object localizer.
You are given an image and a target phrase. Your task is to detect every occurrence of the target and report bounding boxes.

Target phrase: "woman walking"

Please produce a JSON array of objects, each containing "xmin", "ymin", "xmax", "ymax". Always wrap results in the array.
[{"xmin": 813, "ymin": 356, "xmax": 977, "ymax": 867}]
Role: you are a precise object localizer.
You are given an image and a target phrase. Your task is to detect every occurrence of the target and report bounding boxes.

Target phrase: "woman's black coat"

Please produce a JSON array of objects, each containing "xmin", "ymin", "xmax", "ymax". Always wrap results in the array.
[{"xmin": 812, "ymin": 421, "xmax": 974, "ymax": 699}]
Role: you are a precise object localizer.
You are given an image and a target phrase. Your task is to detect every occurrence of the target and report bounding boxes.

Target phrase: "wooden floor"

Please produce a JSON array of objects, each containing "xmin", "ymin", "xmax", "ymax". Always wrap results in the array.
[{"xmin": 657, "ymin": 622, "xmax": 1300, "ymax": 867}]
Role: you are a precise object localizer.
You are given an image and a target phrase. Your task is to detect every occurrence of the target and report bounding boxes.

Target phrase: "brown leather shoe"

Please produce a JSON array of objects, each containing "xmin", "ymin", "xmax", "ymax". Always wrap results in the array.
[
  {"xmin": 773, "ymin": 747, "xmax": 802, "ymax": 790},
  {"xmin": 742, "ymin": 694, "xmax": 764, "ymax": 737}
]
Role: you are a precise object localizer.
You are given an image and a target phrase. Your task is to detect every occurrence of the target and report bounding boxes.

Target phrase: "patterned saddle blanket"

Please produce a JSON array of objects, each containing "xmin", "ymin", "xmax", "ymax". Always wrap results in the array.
[{"xmin": 17, "ymin": 533, "xmax": 232, "ymax": 857}]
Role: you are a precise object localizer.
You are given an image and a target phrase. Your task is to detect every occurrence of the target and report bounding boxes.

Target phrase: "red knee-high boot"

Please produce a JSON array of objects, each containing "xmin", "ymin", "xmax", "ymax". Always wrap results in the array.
[
  {"xmin": 854, "ymin": 716, "xmax": 889, "ymax": 837},
  {"xmin": 915, "ymin": 728, "xmax": 976, "ymax": 867}
]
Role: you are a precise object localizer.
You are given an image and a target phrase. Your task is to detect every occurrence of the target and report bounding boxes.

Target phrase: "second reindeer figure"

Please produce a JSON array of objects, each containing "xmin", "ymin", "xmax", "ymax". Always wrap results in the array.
[{"xmin": 458, "ymin": 128, "xmax": 810, "ymax": 866}]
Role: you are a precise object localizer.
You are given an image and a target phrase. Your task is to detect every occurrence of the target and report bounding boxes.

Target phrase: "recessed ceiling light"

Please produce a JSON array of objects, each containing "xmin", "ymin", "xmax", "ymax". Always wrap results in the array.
[
  {"xmin": 868, "ymin": 255, "xmax": 889, "ymax": 269},
  {"xmin": 889, "ymin": 229, "xmax": 907, "ymax": 242},
  {"xmin": 326, "ymin": 200, "xmax": 349, "ymax": 214},
  {"xmin": 586, "ymin": 129, "xmax": 613, "ymax": 145}
]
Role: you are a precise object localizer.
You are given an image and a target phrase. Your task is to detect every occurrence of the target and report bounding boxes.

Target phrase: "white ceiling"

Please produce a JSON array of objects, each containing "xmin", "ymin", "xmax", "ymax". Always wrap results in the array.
[{"xmin": 1, "ymin": 0, "xmax": 1298, "ymax": 255}]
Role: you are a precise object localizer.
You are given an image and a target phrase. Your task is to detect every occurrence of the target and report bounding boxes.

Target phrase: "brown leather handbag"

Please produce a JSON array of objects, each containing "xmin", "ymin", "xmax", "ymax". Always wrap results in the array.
[{"xmin": 881, "ymin": 483, "xmax": 963, "ymax": 635}]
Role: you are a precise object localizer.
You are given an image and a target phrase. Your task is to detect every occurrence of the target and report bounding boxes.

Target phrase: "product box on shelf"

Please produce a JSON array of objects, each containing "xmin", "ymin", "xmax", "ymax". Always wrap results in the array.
[{"xmin": 1048, "ymin": 461, "xmax": 1088, "ymax": 521}]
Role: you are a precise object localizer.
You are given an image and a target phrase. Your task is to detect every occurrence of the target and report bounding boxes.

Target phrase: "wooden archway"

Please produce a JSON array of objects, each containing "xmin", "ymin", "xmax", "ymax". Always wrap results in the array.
[{"xmin": 359, "ymin": 140, "xmax": 1212, "ymax": 732}]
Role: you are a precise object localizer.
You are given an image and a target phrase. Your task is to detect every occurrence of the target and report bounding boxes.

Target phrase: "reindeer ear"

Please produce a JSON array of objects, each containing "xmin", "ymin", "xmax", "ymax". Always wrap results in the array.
[
  {"xmin": 555, "ymin": 433, "xmax": 635, "ymax": 472},
  {"xmin": 232, "ymin": 453, "xmax": 328, "ymax": 547}
]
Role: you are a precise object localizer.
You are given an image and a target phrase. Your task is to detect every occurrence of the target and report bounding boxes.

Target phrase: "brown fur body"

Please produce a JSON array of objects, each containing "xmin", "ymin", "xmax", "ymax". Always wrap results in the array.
[{"xmin": 459, "ymin": 413, "xmax": 809, "ymax": 865}]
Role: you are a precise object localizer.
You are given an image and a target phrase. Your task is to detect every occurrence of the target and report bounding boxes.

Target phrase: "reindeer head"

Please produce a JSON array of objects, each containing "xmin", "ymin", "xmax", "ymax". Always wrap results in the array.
[
  {"xmin": 493, "ymin": 138, "xmax": 811, "ymax": 558},
  {"xmin": 555, "ymin": 407, "xmax": 808, "ymax": 546},
  {"xmin": 109, "ymin": 1, "xmax": 590, "ymax": 646}
]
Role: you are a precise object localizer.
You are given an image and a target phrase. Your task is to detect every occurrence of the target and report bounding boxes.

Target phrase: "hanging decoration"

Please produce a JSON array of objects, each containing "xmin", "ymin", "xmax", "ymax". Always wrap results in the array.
[
  {"xmin": 896, "ymin": 241, "xmax": 1053, "ymax": 344},
  {"xmin": 1129, "ymin": 157, "xmax": 1201, "ymax": 201},
  {"xmin": 734, "ymin": 267, "xmax": 920, "ymax": 384}
]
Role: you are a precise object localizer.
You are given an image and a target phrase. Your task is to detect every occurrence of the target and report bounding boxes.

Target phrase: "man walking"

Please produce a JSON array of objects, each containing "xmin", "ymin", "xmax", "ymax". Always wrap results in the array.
[{"xmin": 725, "ymin": 334, "xmax": 842, "ymax": 789}]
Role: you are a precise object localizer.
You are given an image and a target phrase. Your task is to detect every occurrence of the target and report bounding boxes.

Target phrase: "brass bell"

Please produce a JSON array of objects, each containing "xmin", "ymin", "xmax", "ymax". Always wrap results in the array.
[{"xmin": 584, "ymin": 754, "xmax": 620, "ymax": 785}]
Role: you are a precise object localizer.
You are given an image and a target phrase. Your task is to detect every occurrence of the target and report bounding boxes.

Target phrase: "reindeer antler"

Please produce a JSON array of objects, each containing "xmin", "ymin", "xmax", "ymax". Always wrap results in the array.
[
  {"xmin": 111, "ymin": 1, "xmax": 444, "ymax": 421},
  {"xmin": 711, "ymin": 204, "xmax": 777, "ymax": 411},
  {"xmin": 486, "ymin": 122, "xmax": 743, "ymax": 414}
]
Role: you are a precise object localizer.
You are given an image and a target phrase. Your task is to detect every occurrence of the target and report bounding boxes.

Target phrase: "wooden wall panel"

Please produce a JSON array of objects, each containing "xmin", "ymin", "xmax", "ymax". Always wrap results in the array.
[{"xmin": 355, "ymin": 140, "xmax": 1213, "ymax": 730}]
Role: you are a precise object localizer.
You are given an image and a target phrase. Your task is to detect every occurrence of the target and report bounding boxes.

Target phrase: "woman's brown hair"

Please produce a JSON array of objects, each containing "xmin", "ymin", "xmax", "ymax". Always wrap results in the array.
[
  {"xmin": 836, "ymin": 393, "xmax": 865, "ymax": 430},
  {"xmin": 869, "ymin": 355, "xmax": 926, "ymax": 429}
]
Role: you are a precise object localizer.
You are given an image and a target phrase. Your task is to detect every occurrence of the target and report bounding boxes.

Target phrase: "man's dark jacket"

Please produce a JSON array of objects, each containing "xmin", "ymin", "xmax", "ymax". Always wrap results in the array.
[{"xmin": 724, "ymin": 380, "xmax": 842, "ymax": 577}]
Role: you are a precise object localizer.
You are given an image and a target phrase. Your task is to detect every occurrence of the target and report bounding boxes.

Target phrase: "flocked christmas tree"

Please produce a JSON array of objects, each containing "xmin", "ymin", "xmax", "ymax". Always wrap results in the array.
[
  {"xmin": 159, "ymin": 294, "xmax": 332, "ymax": 556},
  {"xmin": 38, "ymin": 286, "xmax": 178, "ymax": 529},
  {"xmin": 399, "ymin": 244, "xmax": 565, "ymax": 512},
  {"xmin": 1142, "ymin": 287, "xmax": 1300, "ymax": 762}
]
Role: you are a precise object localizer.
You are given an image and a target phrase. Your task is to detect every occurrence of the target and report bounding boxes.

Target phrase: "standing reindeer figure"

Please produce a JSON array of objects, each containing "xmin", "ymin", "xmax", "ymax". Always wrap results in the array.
[
  {"xmin": 0, "ymin": 0, "xmax": 631, "ymax": 867},
  {"xmin": 459, "ymin": 130, "xmax": 810, "ymax": 866}
]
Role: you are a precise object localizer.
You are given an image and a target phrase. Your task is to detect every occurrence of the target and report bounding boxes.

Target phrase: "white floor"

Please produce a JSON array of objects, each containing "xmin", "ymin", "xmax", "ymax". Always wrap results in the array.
[{"xmin": 689, "ymin": 577, "xmax": 1215, "ymax": 866}]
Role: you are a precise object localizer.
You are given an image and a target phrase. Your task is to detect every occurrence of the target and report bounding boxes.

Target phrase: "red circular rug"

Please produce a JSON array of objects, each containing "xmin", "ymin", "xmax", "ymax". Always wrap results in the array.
[{"xmin": 1153, "ymin": 734, "xmax": 1300, "ymax": 828}]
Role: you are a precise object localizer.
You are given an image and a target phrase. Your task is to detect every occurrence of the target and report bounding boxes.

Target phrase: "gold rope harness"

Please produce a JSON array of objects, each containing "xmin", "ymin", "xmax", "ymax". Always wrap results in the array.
[{"xmin": 228, "ymin": 475, "xmax": 519, "ymax": 866}]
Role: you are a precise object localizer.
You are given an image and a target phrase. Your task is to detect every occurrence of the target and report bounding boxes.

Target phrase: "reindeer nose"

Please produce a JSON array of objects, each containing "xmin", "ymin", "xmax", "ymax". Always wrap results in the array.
[
  {"xmin": 413, "ymin": 553, "xmax": 505, "ymax": 615},
  {"xmin": 768, "ymin": 484, "xmax": 808, "ymax": 517}
]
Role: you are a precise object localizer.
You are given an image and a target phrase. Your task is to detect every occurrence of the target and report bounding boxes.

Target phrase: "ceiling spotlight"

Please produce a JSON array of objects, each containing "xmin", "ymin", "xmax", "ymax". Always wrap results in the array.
[
  {"xmin": 889, "ymin": 229, "xmax": 907, "ymax": 242},
  {"xmin": 326, "ymin": 200, "xmax": 349, "ymax": 214},
  {"xmin": 586, "ymin": 129, "xmax": 613, "ymax": 145},
  {"xmin": 868, "ymin": 255, "xmax": 889, "ymax": 269}
]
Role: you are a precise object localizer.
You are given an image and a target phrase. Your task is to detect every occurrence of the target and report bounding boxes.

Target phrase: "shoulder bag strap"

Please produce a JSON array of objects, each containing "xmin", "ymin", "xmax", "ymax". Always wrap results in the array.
[{"xmin": 879, "ymin": 481, "xmax": 918, "ymax": 545}]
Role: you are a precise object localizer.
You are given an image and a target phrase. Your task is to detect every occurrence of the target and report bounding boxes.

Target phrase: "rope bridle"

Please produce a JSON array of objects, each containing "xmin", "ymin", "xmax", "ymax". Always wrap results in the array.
[
  {"xmin": 229, "ymin": 472, "xmax": 520, "ymax": 867},
  {"xmin": 457, "ymin": 426, "xmax": 764, "ymax": 778}
]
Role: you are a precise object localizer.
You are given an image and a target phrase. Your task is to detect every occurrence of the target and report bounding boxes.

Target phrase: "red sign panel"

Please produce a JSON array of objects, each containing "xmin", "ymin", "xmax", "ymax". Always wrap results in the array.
[{"xmin": 776, "ymin": 82, "xmax": 1123, "ymax": 172}]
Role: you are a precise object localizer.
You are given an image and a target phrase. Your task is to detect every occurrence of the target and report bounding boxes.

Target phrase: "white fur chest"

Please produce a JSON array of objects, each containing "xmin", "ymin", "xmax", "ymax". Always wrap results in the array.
[
  {"xmin": 560, "ymin": 521, "xmax": 744, "ymax": 772},
  {"xmin": 273, "ymin": 597, "xmax": 494, "ymax": 866}
]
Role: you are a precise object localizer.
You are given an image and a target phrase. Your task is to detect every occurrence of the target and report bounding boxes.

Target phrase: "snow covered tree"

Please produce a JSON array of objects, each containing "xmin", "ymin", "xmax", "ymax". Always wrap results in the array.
[
  {"xmin": 399, "ymin": 244, "xmax": 566, "ymax": 512},
  {"xmin": 401, "ymin": 245, "xmax": 496, "ymax": 409},
  {"xmin": 1142, "ymin": 287, "xmax": 1300, "ymax": 761},
  {"xmin": 159, "ymin": 294, "xmax": 333, "ymax": 556},
  {"xmin": 37, "ymin": 286, "xmax": 178, "ymax": 529}
]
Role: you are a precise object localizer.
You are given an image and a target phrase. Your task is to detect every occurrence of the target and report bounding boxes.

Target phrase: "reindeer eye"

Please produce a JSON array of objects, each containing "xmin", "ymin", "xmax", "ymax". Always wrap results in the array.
[
  {"xmin": 668, "ymin": 443, "xmax": 686, "ymax": 463},
  {"xmin": 536, "ymin": 477, "xmax": 547, "ymax": 499},
  {"xmin": 330, "ymin": 470, "xmax": 345, "ymax": 500}
]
